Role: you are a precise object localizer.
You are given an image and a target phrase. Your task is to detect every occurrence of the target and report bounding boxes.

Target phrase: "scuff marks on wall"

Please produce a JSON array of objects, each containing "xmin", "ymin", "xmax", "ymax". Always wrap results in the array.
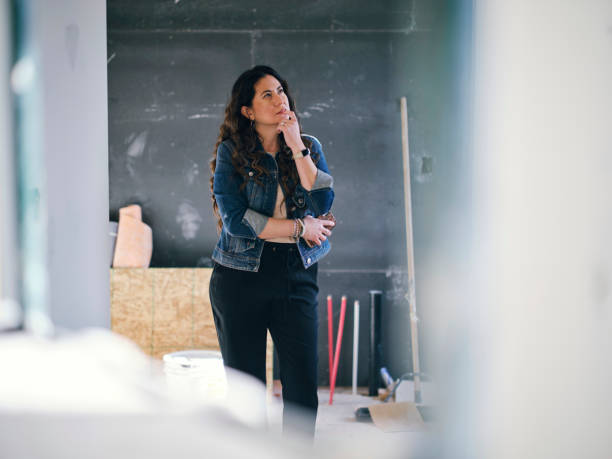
[
  {"xmin": 385, "ymin": 265, "xmax": 410, "ymax": 305},
  {"xmin": 188, "ymin": 113, "xmax": 219, "ymax": 119},
  {"xmin": 352, "ymin": 73, "xmax": 366, "ymax": 85},
  {"xmin": 125, "ymin": 131, "xmax": 149, "ymax": 177},
  {"xmin": 300, "ymin": 99, "xmax": 335, "ymax": 119},
  {"xmin": 309, "ymin": 101, "xmax": 332, "ymax": 112},
  {"xmin": 415, "ymin": 153, "xmax": 434, "ymax": 183},
  {"xmin": 185, "ymin": 161, "xmax": 200, "ymax": 185},
  {"xmin": 126, "ymin": 131, "xmax": 147, "ymax": 157},
  {"xmin": 176, "ymin": 201, "xmax": 202, "ymax": 240},
  {"xmin": 136, "ymin": 103, "xmax": 222, "ymax": 122},
  {"xmin": 65, "ymin": 24, "xmax": 79, "ymax": 70}
]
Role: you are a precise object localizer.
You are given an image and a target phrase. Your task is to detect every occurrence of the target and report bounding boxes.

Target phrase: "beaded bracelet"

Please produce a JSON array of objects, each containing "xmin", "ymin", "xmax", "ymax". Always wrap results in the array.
[
  {"xmin": 292, "ymin": 218, "xmax": 304, "ymax": 241},
  {"xmin": 292, "ymin": 219, "xmax": 300, "ymax": 240}
]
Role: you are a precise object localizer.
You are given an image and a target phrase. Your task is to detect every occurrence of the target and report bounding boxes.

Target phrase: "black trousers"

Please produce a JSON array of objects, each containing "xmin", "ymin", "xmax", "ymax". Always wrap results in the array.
[{"xmin": 209, "ymin": 241, "xmax": 319, "ymax": 437}]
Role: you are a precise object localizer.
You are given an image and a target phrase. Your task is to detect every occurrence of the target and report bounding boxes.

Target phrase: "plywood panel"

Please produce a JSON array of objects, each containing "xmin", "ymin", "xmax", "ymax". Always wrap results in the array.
[
  {"xmin": 193, "ymin": 269, "xmax": 218, "ymax": 349},
  {"xmin": 110, "ymin": 268, "xmax": 272, "ymax": 388},
  {"xmin": 110, "ymin": 268, "xmax": 153, "ymax": 354},
  {"xmin": 151, "ymin": 268, "xmax": 193, "ymax": 349}
]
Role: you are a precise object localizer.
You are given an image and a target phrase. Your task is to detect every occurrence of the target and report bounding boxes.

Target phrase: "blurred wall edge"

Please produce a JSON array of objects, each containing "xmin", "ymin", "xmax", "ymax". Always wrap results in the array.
[
  {"xmin": 1, "ymin": 0, "xmax": 21, "ymax": 329},
  {"xmin": 36, "ymin": 0, "xmax": 110, "ymax": 328},
  {"xmin": 448, "ymin": 1, "xmax": 612, "ymax": 458}
]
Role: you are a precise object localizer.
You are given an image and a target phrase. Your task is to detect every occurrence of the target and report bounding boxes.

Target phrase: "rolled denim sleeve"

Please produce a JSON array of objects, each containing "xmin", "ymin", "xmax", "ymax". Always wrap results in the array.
[
  {"xmin": 312, "ymin": 168, "xmax": 334, "ymax": 190},
  {"xmin": 213, "ymin": 142, "xmax": 269, "ymax": 239},
  {"xmin": 298, "ymin": 135, "xmax": 335, "ymax": 215}
]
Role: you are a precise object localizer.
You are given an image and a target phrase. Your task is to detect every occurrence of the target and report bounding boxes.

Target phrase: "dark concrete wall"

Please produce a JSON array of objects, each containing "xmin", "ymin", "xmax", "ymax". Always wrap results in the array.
[{"xmin": 107, "ymin": 0, "xmax": 471, "ymax": 387}]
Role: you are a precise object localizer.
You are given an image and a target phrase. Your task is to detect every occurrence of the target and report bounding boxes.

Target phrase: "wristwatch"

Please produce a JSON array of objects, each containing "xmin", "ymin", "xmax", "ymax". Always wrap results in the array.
[{"xmin": 293, "ymin": 147, "xmax": 311, "ymax": 160}]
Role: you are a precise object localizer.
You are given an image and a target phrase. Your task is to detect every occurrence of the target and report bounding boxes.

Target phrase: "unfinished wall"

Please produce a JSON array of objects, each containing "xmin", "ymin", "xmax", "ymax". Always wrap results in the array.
[{"xmin": 107, "ymin": 0, "xmax": 469, "ymax": 387}]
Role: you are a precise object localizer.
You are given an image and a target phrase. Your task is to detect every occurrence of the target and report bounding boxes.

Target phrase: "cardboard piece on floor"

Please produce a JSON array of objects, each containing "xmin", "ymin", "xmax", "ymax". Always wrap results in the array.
[{"xmin": 368, "ymin": 402, "xmax": 425, "ymax": 433}]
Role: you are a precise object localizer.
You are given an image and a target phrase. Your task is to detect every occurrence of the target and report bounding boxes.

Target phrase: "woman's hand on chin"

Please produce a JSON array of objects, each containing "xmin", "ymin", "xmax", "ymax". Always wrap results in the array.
[{"xmin": 276, "ymin": 110, "xmax": 305, "ymax": 153}]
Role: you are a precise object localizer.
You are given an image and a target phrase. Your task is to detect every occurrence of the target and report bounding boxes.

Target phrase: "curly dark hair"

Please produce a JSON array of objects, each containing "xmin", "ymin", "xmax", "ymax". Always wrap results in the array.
[{"xmin": 209, "ymin": 65, "xmax": 320, "ymax": 234}]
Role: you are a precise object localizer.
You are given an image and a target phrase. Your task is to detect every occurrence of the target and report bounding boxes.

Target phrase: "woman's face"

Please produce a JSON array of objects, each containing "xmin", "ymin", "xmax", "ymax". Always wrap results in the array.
[{"xmin": 243, "ymin": 74, "xmax": 290, "ymax": 126}]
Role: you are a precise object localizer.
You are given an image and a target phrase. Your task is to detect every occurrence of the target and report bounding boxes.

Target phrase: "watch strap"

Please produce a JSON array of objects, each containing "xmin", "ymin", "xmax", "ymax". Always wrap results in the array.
[{"xmin": 293, "ymin": 147, "xmax": 310, "ymax": 160}]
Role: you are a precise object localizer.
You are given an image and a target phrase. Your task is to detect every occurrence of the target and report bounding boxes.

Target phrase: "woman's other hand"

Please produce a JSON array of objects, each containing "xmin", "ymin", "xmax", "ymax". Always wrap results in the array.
[{"xmin": 302, "ymin": 215, "xmax": 335, "ymax": 246}]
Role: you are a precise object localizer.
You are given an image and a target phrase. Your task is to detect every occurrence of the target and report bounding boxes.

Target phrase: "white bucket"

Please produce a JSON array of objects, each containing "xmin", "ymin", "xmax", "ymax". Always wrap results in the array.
[{"xmin": 163, "ymin": 350, "xmax": 227, "ymax": 403}]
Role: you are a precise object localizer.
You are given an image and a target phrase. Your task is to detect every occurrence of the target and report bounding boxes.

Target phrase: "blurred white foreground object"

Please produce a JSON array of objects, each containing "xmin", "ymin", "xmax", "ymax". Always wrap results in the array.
[
  {"xmin": 0, "ymin": 328, "xmax": 315, "ymax": 459},
  {"xmin": 0, "ymin": 328, "xmax": 167, "ymax": 414},
  {"xmin": 163, "ymin": 350, "xmax": 227, "ymax": 401},
  {"xmin": 163, "ymin": 349, "xmax": 269, "ymax": 428},
  {"xmin": 444, "ymin": 1, "xmax": 612, "ymax": 458}
]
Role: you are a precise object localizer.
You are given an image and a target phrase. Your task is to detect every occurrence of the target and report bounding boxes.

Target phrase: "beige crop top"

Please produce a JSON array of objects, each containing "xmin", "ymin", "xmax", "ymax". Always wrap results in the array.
[{"xmin": 265, "ymin": 152, "xmax": 295, "ymax": 243}]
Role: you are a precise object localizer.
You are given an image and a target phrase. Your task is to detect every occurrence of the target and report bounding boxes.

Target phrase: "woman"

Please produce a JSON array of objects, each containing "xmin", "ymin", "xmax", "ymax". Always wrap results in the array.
[{"xmin": 208, "ymin": 65, "xmax": 336, "ymax": 437}]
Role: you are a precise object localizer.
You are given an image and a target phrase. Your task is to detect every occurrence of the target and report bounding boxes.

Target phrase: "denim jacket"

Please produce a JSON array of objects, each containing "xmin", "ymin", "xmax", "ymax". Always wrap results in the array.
[{"xmin": 211, "ymin": 134, "xmax": 335, "ymax": 272}]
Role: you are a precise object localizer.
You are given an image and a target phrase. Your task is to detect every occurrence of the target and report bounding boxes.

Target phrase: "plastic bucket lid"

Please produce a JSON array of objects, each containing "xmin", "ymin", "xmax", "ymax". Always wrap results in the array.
[
  {"xmin": 163, "ymin": 350, "xmax": 222, "ymax": 369},
  {"xmin": 163, "ymin": 350, "xmax": 226, "ymax": 402}
]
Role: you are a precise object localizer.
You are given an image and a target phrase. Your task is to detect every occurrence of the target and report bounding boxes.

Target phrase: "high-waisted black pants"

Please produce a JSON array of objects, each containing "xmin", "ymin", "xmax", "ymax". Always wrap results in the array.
[{"xmin": 209, "ymin": 241, "xmax": 319, "ymax": 437}]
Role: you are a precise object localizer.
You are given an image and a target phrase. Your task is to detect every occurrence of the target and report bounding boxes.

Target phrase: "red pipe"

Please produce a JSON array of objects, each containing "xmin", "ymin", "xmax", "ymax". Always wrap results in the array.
[{"xmin": 329, "ymin": 295, "xmax": 347, "ymax": 405}]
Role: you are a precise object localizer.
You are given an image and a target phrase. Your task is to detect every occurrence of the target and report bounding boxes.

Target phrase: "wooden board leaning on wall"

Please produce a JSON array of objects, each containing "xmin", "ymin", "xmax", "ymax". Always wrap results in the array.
[{"xmin": 110, "ymin": 268, "xmax": 274, "ymax": 392}]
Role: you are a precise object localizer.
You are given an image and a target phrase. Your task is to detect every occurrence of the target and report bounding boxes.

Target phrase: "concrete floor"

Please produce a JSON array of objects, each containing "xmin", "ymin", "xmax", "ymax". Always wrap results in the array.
[{"xmin": 267, "ymin": 384, "xmax": 434, "ymax": 458}]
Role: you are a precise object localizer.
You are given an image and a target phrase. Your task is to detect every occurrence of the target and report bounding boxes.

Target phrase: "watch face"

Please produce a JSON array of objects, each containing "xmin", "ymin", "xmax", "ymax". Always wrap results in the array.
[{"xmin": 301, "ymin": 148, "xmax": 311, "ymax": 156}]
